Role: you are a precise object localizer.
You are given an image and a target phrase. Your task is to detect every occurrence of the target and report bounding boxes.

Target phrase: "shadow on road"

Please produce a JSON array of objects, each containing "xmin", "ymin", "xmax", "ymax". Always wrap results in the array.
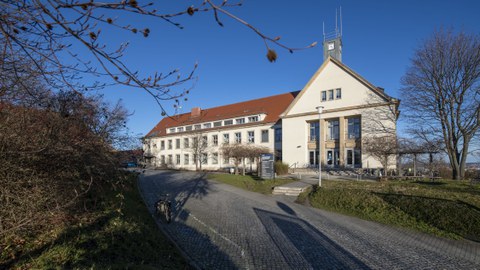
[{"xmin": 254, "ymin": 208, "xmax": 370, "ymax": 269}]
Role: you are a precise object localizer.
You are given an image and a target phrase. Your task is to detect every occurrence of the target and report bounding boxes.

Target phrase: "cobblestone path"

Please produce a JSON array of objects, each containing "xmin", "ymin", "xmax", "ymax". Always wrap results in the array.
[{"xmin": 138, "ymin": 170, "xmax": 480, "ymax": 269}]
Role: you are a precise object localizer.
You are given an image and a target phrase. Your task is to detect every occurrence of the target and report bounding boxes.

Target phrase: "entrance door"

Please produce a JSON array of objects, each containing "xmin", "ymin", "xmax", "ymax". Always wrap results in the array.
[
  {"xmin": 326, "ymin": 149, "xmax": 339, "ymax": 168},
  {"xmin": 309, "ymin": 150, "xmax": 318, "ymax": 166},
  {"xmin": 346, "ymin": 148, "xmax": 361, "ymax": 168}
]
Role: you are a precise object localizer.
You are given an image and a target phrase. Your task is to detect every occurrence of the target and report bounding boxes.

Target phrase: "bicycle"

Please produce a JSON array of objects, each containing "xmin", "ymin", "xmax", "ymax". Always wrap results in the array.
[{"xmin": 155, "ymin": 194, "xmax": 172, "ymax": 223}]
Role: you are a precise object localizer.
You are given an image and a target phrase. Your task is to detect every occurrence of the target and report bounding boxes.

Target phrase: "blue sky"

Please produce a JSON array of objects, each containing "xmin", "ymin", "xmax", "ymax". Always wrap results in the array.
[{"xmin": 97, "ymin": 0, "xmax": 480, "ymax": 138}]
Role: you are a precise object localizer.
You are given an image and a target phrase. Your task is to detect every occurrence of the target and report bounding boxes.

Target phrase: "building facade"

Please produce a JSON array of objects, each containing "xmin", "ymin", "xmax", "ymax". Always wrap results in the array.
[
  {"xmin": 143, "ymin": 92, "xmax": 297, "ymax": 170},
  {"xmin": 144, "ymin": 38, "xmax": 399, "ymax": 172}
]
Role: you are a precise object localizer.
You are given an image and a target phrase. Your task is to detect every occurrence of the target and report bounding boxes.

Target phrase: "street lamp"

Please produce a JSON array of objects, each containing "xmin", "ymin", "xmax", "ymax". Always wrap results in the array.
[{"xmin": 316, "ymin": 106, "xmax": 324, "ymax": 187}]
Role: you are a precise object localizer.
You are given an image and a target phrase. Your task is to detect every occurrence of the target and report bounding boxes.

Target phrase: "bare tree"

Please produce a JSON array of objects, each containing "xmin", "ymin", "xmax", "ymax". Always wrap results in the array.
[
  {"xmin": 221, "ymin": 143, "xmax": 269, "ymax": 175},
  {"xmin": 363, "ymin": 135, "xmax": 397, "ymax": 177},
  {"xmin": 185, "ymin": 131, "xmax": 210, "ymax": 171},
  {"xmin": 401, "ymin": 29, "xmax": 480, "ymax": 180},
  {"xmin": 0, "ymin": 1, "xmax": 316, "ymax": 112}
]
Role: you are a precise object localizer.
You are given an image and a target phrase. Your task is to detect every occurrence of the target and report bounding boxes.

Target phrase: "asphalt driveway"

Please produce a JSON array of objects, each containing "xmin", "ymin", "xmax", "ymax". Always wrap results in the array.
[{"xmin": 138, "ymin": 170, "xmax": 480, "ymax": 269}]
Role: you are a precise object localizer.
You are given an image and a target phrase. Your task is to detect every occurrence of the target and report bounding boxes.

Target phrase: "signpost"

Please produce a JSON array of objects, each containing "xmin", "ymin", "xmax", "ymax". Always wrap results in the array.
[{"xmin": 260, "ymin": 153, "xmax": 274, "ymax": 179}]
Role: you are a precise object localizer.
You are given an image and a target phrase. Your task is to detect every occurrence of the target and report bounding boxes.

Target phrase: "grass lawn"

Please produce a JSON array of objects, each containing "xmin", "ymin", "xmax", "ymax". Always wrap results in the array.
[
  {"xmin": 297, "ymin": 179, "xmax": 480, "ymax": 241},
  {"xmin": 208, "ymin": 173, "xmax": 296, "ymax": 195},
  {"xmin": 1, "ymin": 172, "xmax": 187, "ymax": 269}
]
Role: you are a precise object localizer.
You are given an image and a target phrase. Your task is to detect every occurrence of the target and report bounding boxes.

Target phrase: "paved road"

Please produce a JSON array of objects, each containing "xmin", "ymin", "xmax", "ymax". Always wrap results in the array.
[{"xmin": 138, "ymin": 170, "xmax": 480, "ymax": 269}]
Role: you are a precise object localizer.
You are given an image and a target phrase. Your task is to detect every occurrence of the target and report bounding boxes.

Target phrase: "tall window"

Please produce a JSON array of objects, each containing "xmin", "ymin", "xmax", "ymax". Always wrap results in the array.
[
  {"xmin": 201, "ymin": 153, "xmax": 208, "ymax": 164},
  {"xmin": 328, "ymin": 120, "xmax": 339, "ymax": 140},
  {"xmin": 212, "ymin": 153, "xmax": 218, "ymax": 164},
  {"xmin": 161, "ymin": 155, "xmax": 165, "ymax": 165},
  {"xmin": 175, "ymin": 138, "xmax": 180, "ymax": 149},
  {"xmin": 321, "ymin": 91, "xmax": 327, "ymax": 101},
  {"xmin": 275, "ymin": 128, "xmax": 282, "ymax": 142},
  {"xmin": 223, "ymin": 133, "xmax": 230, "ymax": 144},
  {"xmin": 261, "ymin": 130, "xmax": 269, "ymax": 143},
  {"xmin": 328, "ymin": 89, "xmax": 334, "ymax": 100},
  {"xmin": 235, "ymin": 132, "xmax": 242, "ymax": 143},
  {"xmin": 247, "ymin": 131, "xmax": 255, "ymax": 143},
  {"xmin": 184, "ymin": 154, "xmax": 189, "ymax": 165},
  {"xmin": 348, "ymin": 117, "xmax": 361, "ymax": 139},
  {"xmin": 335, "ymin": 88, "xmax": 342, "ymax": 99},
  {"xmin": 184, "ymin": 138, "xmax": 189, "ymax": 148},
  {"xmin": 309, "ymin": 122, "xmax": 319, "ymax": 141},
  {"xmin": 176, "ymin": 154, "xmax": 180, "ymax": 165},
  {"xmin": 202, "ymin": 136, "xmax": 208, "ymax": 147},
  {"xmin": 168, "ymin": 140, "xmax": 172, "ymax": 149},
  {"xmin": 167, "ymin": 155, "xmax": 172, "ymax": 164},
  {"xmin": 160, "ymin": 140, "xmax": 165, "ymax": 150}
]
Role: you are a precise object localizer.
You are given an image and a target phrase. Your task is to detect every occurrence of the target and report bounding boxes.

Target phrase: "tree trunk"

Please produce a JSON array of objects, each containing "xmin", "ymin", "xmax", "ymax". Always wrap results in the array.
[{"xmin": 242, "ymin": 158, "xmax": 246, "ymax": 176}]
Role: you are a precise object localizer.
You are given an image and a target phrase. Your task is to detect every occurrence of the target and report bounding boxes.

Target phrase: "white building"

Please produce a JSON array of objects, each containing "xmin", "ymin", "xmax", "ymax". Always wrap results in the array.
[
  {"xmin": 143, "ymin": 92, "xmax": 297, "ymax": 170},
  {"xmin": 144, "ymin": 34, "xmax": 399, "ymax": 172}
]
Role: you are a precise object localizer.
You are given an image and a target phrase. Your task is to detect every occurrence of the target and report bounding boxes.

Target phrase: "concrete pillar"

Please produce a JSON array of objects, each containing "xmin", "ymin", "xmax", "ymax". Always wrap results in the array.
[
  {"xmin": 339, "ymin": 116, "xmax": 345, "ymax": 167},
  {"xmin": 320, "ymin": 119, "xmax": 326, "ymax": 166}
]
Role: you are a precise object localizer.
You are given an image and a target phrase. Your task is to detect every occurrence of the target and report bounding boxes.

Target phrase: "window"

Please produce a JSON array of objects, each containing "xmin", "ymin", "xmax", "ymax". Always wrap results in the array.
[
  {"xmin": 223, "ymin": 133, "xmax": 229, "ymax": 144},
  {"xmin": 176, "ymin": 139, "xmax": 180, "ymax": 149},
  {"xmin": 328, "ymin": 89, "xmax": 334, "ymax": 100},
  {"xmin": 348, "ymin": 117, "xmax": 361, "ymax": 139},
  {"xmin": 236, "ymin": 118, "xmax": 245, "ymax": 124},
  {"xmin": 213, "ymin": 135, "xmax": 218, "ymax": 146},
  {"xmin": 328, "ymin": 120, "xmax": 339, "ymax": 140},
  {"xmin": 193, "ymin": 137, "xmax": 198, "ymax": 146},
  {"xmin": 224, "ymin": 120, "xmax": 233, "ymax": 126},
  {"xmin": 169, "ymin": 128, "xmax": 175, "ymax": 133},
  {"xmin": 261, "ymin": 130, "xmax": 269, "ymax": 143},
  {"xmin": 203, "ymin": 123, "xmax": 212, "ymax": 129},
  {"xmin": 248, "ymin": 116, "xmax": 259, "ymax": 122},
  {"xmin": 212, "ymin": 153, "xmax": 218, "ymax": 164},
  {"xmin": 214, "ymin": 121, "xmax": 222, "ymax": 127},
  {"xmin": 194, "ymin": 124, "xmax": 201, "ymax": 130},
  {"xmin": 275, "ymin": 128, "xmax": 282, "ymax": 142},
  {"xmin": 176, "ymin": 154, "xmax": 181, "ymax": 165},
  {"xmin": 354, "ymin": 149, "xmax": 362, "ymax": 167},
  {"xmin": 202, "ymin": 136, "xmax": 208, "ymax": 147},
  {"xmin": 168, "ymin": 140, "xmax": 172, "ymax": 149},
  {"xmin": 321, "ymin": 91, "xmax": 327, "ymax": 102},
  {"xmin": 177, "ymin": 127, "xmax": 184, "ymax": 132},
  {"xmin": 184, "ymin": 154, "xmax": 189, "ymax": 165},
  {"xmin": 223, "ymin": 157, "xmax": 230, "ymax": 164},
  {"xmin": 160, "ymin": 140, "xmax": 165, "ymax": 150},
  {"xmin": 201, "ymin": 153, "xmax": 208, "ymax": 164},
  {"xmin": 184, "ymin": 138, "xmax": 189, "ymax": 148},
  {"xmin": 310, "ymin": 122, "xmax": 319, "ymax": 141},
  {"xmin": 248, "ymin": 131, "xmax": 255, "ymax": 143},
  {"xmin": 186, "ymin": 126, "xmax": 192, "ymax": 131},
  {"xmin": 336, "ymin": 88, "xmax": 342, "ymax": 99},
  {"xmin": 161, "ymin": 155, "xmax": 165, "ymax": 165},
  {"xmin": 153, "ymin": 143, "xmax": 157, "ymax": 149},
  {"xmin": 167, "ymin": 155, "xmax": 172, "ymax": 164},
  {"xmin": 235, "ymin": 132, "xmax": 242, "ymax": 143}
]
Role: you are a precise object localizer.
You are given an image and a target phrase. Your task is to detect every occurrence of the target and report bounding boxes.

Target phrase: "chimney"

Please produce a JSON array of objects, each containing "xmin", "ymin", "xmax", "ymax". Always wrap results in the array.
[{"xmin": 191, "ymin": 107, "xmax": 201, "ymax": 117}]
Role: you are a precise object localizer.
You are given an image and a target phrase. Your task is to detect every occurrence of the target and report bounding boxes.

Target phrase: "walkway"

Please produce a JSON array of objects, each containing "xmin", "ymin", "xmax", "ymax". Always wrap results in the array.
[{"xmin": 138, "ymin": 170, "xmax": 480, "ymax": 269}]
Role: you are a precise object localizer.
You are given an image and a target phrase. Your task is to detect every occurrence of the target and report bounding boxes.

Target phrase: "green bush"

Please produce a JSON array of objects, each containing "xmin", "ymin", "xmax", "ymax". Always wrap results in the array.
[{"xmin": 275, "ymin": 161, "xmax": 289, "ymax": 175}]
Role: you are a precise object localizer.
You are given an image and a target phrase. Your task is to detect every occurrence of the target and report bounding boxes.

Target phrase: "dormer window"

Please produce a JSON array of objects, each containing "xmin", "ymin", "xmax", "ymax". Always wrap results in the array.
[
  {"xmin": 194, "ymin": 124, "xmax": 201, "ymax": 130},
  {"xmin": 236, "ymin": 118, "xmax": 245, "ymax": 124},
  {"xmin": 224, "ymin": 120, "xmax": 233, "ymax": 126},
  {"xmin": 169, "ymin": 128, "xmax": 175, "ymax": 133},
  {"xmin": 177, "ymin": 127, "xmax": 184, "ymax": 132},
  {"xmin": 186, "ymin": 126, "xmax": 192, "ymax": 131},
  {"xmin": 214, "ymin": 121, "xmax": 222, "ymax": 127},
  {"xmin": 203, "ymin": 123, "xmax": 212, "ymax": 129},
  {"xmin": 248, "ymin": 116, "xmax": 259, "ymax": 122}
]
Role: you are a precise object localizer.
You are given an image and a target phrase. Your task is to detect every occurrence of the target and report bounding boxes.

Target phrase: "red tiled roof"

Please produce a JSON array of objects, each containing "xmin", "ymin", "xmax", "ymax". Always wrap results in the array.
[{"xmin": 145, "ymin": 91, "xmax": 299, "ymax": 138}]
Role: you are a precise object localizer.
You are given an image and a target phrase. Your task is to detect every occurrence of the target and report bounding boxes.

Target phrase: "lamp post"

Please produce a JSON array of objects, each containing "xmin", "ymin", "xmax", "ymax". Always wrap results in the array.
[{"xmin": 316, "ymin": 106, "xmax": 324, "ymax": 187}]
